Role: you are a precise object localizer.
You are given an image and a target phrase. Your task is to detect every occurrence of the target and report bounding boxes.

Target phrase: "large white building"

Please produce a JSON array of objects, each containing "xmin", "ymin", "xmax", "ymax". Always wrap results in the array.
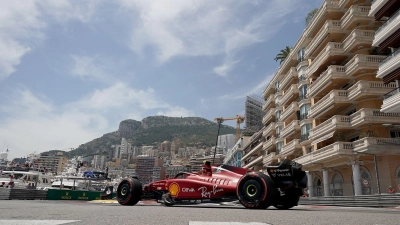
[{"xmin": 243, "ymin": 0, "xmax": 400, "ymax": 196}]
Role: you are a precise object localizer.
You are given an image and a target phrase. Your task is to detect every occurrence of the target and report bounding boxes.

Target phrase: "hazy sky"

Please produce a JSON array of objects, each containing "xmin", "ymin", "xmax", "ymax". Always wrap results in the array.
[{"xmin": 0, "ymin": 0, "xmax": 322, "ymax": 159}]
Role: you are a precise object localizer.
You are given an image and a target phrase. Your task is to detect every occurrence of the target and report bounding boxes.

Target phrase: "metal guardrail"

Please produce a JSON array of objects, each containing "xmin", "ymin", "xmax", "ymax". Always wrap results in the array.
[
  {"xmin": 299, "ymin": 194, "xmax": 400, "ymax": 208},
  {"xmin": 0, "ymin": 189, "xmax": 47, "ymax": 200}
]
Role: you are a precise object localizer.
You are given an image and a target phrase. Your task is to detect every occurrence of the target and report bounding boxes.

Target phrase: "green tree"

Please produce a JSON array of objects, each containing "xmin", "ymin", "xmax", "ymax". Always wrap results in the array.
[
  {"xmin": 306, "ymin": 8, "xmax": 318, "ymax": 26},
  {"xmin": 274, "ymin": 46, "xmax": 292, "ymax": 64}
]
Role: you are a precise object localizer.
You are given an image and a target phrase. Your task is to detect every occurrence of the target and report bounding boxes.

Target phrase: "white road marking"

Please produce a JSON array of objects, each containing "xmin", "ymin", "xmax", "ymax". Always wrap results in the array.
[
  {"xmin": 189, "ymin": 222, "xmax": 270, "ymax": 225},
  {"xmin": 0, "ymin": 220, "xmax": 80, "ymax": 225}
]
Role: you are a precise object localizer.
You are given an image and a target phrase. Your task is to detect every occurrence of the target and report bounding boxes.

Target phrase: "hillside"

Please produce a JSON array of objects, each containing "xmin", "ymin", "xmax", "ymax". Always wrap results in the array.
[{"xmin": 69, "ymin": 116, "xmax": 236, "ymax": 157}]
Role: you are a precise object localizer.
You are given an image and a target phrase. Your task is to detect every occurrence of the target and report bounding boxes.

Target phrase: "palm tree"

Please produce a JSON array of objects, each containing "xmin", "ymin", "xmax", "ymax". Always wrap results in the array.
[
  {"xmin": 305, "ymin": 8, "xmax": 318, "ymax": 26},
  {"xmin": 274, "ymin": 46, "xmax": 292, "ymax": 64}
]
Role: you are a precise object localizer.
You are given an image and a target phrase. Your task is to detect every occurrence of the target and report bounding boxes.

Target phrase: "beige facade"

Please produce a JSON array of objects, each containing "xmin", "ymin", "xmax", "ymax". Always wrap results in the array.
[{"xmin": 243, "ymin": 0, "xmax": 400, "ymax": 196}]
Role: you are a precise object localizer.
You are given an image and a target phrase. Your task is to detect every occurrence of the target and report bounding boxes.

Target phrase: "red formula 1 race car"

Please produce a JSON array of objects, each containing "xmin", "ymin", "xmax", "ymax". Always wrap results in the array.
[{"xmin": 116, "ymin": 159, "xmax": 307, "ymax": 209}]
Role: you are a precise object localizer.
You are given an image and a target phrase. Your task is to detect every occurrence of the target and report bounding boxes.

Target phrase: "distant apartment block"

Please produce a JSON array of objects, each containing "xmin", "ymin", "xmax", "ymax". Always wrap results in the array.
[
  {"xmin": 37, "ymin": 152, "xmax": 68, "ymax": 175},
  {"xmin": 92, "ymin": 155, "xmax": 106, "ymax": 169},
  {"xmin": 165, "ymin": 165, "xmax": 192, "ymax": 178},
  {"xmin": 217, "ymin": 134, "xmax": 236, "ymax": 155},
  {"xmin": 134, "ymin": 156, "xmax": 164, "ymax": 184},
  {"xmin": 224, "ymin": 136, "xmax": 251, "ymax": 167}
]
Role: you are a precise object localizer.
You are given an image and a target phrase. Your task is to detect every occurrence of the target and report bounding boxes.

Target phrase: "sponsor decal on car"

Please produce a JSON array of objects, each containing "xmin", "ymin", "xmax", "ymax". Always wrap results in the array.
[
  {"xmin": 198, "ymin": 185, "xmax": 224, "ymax": 198},
  {"xmin": 269, "ymin": 169, "xmax": 292, "ymax": 177},
  {"xmin": 169, "ymin": 183, "xmax": 180, "ymax": 197},
  {"xmin": 182, "ymin": 187, "xmax": 195, "ymax": 192}
]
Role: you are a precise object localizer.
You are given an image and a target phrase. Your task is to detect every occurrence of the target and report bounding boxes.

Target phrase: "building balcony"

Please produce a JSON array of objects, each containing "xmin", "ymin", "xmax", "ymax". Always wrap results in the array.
[
  {"xmin": 350, "ymin": 108, "xmax": 400, "ymax": 126},
  {"xmin": 301, "ymin": 133, "xmax": 310, "ymax": 143},
  {"xmin": 307, "ymin": 65, "xmax": 347, "ymax": 98},
  {"xmin": 303, "ymin": 0, "xmax": 342, "ymax": 39},
  {"xmin": 262, "ymin": 79, "xmax": 276, "ymax": 100},
  {"xmin": 263, "ymin": 152, "xmax": 276, "ymax": 166},
  {"xmin": 280, "ymin": 67, "xmax": 298, "ymax": 91},
  {"xmin": 373, "ymin": 8, "xmax": 400, "ymax": 47},
  {"xmin": 263, "ymin": 137, "xmax": 276, "ymax": 152},
  {"xmin": 262, "ymin": 94, "xmax": 275, "ymax": 111},
  {"xmin": 342, "ymin": 29, "xmax": 375, "ymax": 53},
  {"xmin": 376, "ymin": 48, "xmax": 400, "ymax": 79},
  {"xmin": 243, "ymin": 155, "xmax": 263, "ymax": 169},
  {"xmin": 280, "ymin": 139, "xmax": 302, "ymax": 157},
  {"xmin": 262, "ymin": 108, "xmax": 275, "ymax": 125},
  {"xmin": 308, "ymin": 43, "xmax": 346, "ymax": 76},
  {"xmin": 241, "ymin": 142, "xmax": 263, "ymax": 161},
  {"xmin": 305, "ymin": 20, "xmax": 343, "ymax": 59},
  {"xmin": 280, "ymin": 84, "xmax": 299, "ymax": 106},
  {"xmin": 347, "ymin": 80, "xmax": 397, "ymax": 101},
  {"xmin": 295, "ymin": 142, "xmax": 354, "ymax": 167},
  {"xmin": 308, "ymin": 90, "xmax": 349, "ymax": 118},
  {"xmin": 340, "ymin": 6, "xmax": 371, "ymax": 31},
  {"xmin": 280, "ymin": 102, "xmax": 300, "ymax": 123},
  {"xmin": 298, "ymin": 74, "xmax": 308, "ymax": 88},
  {"xmin": 353, "ymin": 137, "xmax": 400, "ymax": 155},
  {"xmin": 345, "ymin": 54, "xmax": 386, "ymax": 77},
  {"xmin": 309, "ymin": 115, "xmax": 351, "ymax": 141},
  {"xmin": 369, "ymin": 0, "xmax": 389, "ymax": 17},
  {"xmin": 280, "ymin": 120, "xmax": 300, "ymax": 139},
  {"xmin": 262, "ymin": 122, "xmax": 275, "ymax": 138},
  {"xmin": 381, "ymin": 87, "xmax": 400, "ymax": 113}
]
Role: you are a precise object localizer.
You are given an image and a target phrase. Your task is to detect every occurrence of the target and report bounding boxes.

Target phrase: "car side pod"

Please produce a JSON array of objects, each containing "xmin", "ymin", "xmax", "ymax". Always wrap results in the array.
[
  {"xmin": 236, "ymin": 172, "xmax": 277, "ymax": 209},
  {"xmin": 117, "ymin": 178, "xmax": 142, "ymax": 206}
]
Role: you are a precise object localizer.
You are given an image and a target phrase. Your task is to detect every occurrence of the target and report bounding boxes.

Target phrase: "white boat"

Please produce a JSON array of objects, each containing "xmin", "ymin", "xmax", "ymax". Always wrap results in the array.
[{"xmin": 0, "ymin": 170, "xmax": 54, "ymax": 189}]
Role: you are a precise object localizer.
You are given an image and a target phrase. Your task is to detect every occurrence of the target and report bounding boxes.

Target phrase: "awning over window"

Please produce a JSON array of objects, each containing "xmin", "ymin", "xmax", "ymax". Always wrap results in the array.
[{"xmin": 311, "ymin": 131, "xmax": 335, "ymax": 146}]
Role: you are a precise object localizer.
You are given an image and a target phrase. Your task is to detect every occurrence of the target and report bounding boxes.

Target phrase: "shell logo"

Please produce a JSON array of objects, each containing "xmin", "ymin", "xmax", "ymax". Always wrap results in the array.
[{"xmin": 169, "ymin": 183, "xmax": 180, "ymax": 196}]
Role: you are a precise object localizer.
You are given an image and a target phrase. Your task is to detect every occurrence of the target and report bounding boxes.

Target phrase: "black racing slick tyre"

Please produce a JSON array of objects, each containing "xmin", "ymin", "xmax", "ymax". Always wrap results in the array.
[
  {"xmin": 274, "ymin": 195, "xmax": 300, "ymax": 209},
  {"xmin": 236, "ymin": 172, "xmax": 277, "ymax": 209},
  {"xmin": 116, "ymin": 178, "xmax": 142, "ymax": 206}
]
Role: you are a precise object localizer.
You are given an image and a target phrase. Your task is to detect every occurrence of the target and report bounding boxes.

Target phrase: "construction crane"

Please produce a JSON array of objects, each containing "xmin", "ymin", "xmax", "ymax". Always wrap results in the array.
[
  {"xmin": 212, "ymin": 115, "xmax": 245, "ymax": 163},
  {"xmin": 214, "ymin": 115, "xmax": 245, "ymax": 142}
]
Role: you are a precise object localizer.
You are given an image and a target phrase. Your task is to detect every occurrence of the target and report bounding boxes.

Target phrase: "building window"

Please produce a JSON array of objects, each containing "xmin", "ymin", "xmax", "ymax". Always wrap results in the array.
[
  {"xmin": 275, "ymin": 81, "xmax": 280, "ymax": 93},
  {"xmin": 390, "ymin": 130, "xmax": 400, "ymax": 138},
  {"xmin": 300, "ymin": 104, "xmax": 310, "ymax": 120},
  {"xmin": 395, "ymin": 166, "xmax": 400, "ymax": 191},
  {"xmin": 348, "ymin": 136, "xmax": 359, "ymax": 142},
  {"xmin": 301, "ymin": 124, "xmax": 311, "ymax": 141},
  {"xmin": 276, "ymin": 126, "xmax": 282, "ymax": 138},
  {"xmin": 297, "ymin": 47, "xmax": 305, "ymax": 63},
  {"xmin": 276, "ymin": 142, "xmax": 283, "ymax": 154},
  {"xmin": 275, "ymin": 110, "xmax": 282, "ymax": 122},
  {"xmin": 299, "ymin": 84, "xmax": 308, "ymax": 101}
]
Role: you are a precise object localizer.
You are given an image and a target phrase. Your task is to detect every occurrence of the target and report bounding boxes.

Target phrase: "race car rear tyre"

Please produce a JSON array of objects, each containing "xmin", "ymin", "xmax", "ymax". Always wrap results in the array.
[
  {"xmin": 274, "ymin": 195, "xmax": 300, "ymax": 209},
  {"xmin": 117, "ymin": 178, "xmax": 142, "ymax": 206},
  {"xmin": 237, "ymin": 172, "xmax": 277, "ymax": 209}
]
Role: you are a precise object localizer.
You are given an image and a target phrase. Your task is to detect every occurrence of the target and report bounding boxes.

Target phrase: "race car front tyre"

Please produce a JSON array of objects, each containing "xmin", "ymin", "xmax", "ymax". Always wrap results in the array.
[
  {"xmin": 116, "ymin": 178, "xmax": 142, "ymax": 206},
  {"xmin": 236, "ymin": 172, "xmax": 277, "ymax": 209}
]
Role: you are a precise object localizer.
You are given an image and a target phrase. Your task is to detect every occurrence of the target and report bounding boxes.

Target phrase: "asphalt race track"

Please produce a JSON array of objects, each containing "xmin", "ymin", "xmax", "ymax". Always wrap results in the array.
[{"xmin": 0, "ymin": 200, "xmax": 399, "ymax": 225}]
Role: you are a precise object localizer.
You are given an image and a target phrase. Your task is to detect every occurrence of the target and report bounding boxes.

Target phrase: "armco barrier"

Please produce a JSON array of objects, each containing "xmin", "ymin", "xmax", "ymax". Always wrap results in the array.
[
  {"xmin": 47, "ymin": 189, "xmax": 103, "ymax": 200},
  {"xmin": 0, "ymin": 189, "xmax": 47, "ymax": 200},
  {"xmin": 299, "ymin": 194, "xmax": 400, "ymax": 207}
]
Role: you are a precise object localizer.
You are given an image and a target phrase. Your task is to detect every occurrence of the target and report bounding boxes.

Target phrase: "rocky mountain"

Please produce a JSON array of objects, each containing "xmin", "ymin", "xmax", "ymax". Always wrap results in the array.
[{"xmin": 69, "ymin": 116, "xmax": 236, "ymax": 157}]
